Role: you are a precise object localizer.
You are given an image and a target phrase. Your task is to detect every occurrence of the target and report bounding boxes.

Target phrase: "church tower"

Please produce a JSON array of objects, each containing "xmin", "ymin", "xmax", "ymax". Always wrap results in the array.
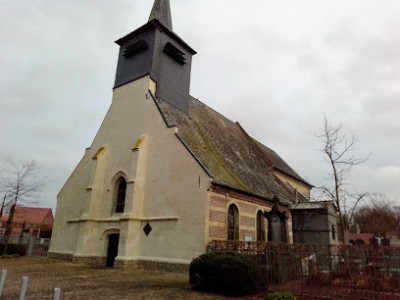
[
  {"xmin": 114, "ymin": 0, "xmax": 196, "ymax": 112},
  {"xmin": 49, "ymin": 0, "xmax": 210, "ymax": 267}
]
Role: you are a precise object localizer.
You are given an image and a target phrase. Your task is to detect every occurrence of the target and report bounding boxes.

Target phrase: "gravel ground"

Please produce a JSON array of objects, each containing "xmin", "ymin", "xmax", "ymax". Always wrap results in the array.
[{"xmin": 0, "ymin": 257, "xmax": 244, "ymax": 300}]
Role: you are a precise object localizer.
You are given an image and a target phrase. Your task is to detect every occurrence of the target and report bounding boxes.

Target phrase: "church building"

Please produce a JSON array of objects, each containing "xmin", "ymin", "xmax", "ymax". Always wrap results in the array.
[{"xmin": 49, "ymin": 0, "xmax": 314, "ymax": 268}]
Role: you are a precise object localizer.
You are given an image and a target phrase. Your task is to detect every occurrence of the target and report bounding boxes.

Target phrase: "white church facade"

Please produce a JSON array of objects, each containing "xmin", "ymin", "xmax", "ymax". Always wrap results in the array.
[{"xmin": 49, "ymin": 0, "xmax": 317, "ymax": 268}]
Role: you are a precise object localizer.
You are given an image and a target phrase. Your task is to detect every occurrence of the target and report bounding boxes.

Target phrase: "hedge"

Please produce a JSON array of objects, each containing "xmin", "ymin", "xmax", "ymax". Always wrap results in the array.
[{"xmin": 189, "ymin": 251, "xmax": 263, "ymax": 296}]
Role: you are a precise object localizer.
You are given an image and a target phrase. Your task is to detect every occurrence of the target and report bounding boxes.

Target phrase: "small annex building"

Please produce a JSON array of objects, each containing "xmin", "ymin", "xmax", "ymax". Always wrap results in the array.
[
  {"xmin": 291, "ymin": 201, "xmax": 339, "ymax": 245},
  {"xmin": 49, "ymin": 0, "xmax": 316, "ymax": 268}
]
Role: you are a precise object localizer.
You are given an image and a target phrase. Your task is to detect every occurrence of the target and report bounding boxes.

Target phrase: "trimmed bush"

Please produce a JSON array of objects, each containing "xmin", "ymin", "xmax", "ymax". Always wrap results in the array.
[
  {"xmin": 189, "ymin": 251, "xmax": 262, "ymax": 296},
  {"xmin": 0, "ymin": 244, "xmax": 27, "ymax": 256}
]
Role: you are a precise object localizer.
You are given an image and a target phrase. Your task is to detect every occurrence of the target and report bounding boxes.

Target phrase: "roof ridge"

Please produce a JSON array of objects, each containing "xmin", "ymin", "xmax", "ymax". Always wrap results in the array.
[
  {"xmin": 254, "ymin": 138, "xmax": 312, "ymax": 187},
  {"xmin": 188, "ymin": 96, "xmax": 240, "ymax": 127}
]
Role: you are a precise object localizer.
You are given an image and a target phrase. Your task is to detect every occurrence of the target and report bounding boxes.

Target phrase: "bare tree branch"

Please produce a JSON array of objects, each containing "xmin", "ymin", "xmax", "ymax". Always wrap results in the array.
[
  {"xmin": 316, "ymin": 115, "xmax": 370, "ymax": 243},
  {"xmin": 0, "ymin": 157, "xmax": 48, "ymax": 255}
]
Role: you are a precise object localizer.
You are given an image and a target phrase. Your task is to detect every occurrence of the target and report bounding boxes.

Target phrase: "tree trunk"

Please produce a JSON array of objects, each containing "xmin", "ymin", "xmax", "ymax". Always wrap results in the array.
[
  {"xmin": 2, "ymin": 204, "xmax": 16, "ymax": 256},
  {"xmin": 0, "ymin": 195, "xmax": 5, "ymax": 220}
]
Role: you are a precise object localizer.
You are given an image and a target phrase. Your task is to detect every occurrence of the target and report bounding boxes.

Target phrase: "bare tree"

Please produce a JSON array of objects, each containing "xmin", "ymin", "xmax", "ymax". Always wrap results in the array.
[
  {"xmin": 0, "ymin": 157, "xmax": 47, "ymax": 255},
  {"xmin": 353, "ymin": 195, "xmax": 399, "ymax": 240},
  {"xmin": 316, "ymin": 115, "xmax": 369, "ymax": 243}
]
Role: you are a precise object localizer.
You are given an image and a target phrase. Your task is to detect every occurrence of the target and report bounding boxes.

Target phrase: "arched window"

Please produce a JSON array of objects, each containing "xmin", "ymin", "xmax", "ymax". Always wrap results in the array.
[
  {"xmin": 257, "ymin": 211, "xmax": 266, "ymax": 242},
  {"xmin": 227, "ymin": 204, "xmax": 239, "ymax": 240},
  {"xmin": 115, "ymin": 177, "xmax": 127, "ymax": 213}
]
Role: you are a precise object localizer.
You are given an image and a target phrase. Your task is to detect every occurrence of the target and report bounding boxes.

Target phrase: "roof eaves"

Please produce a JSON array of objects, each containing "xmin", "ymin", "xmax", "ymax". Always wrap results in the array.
[
  {"xmin": 212, "ymin": 182, "xmax": 291, "ymax": 207},
  {"xmin": 149, "ymin": 90, "xmax": 177, "ymax": 128},
  {"xmin": 175, "ymin": 133, "xmax": 213, "ymax": 178},
  {"xmin": 274, "ymin": 168, "xmax": 314, "ymax": 188},
  {"xmin": 272, "ymin": 172, "xmax": 297, "ymax": 201},
  {"xmin": 116, "ymin": 20, "xmax": 196, "ymax": 55}
]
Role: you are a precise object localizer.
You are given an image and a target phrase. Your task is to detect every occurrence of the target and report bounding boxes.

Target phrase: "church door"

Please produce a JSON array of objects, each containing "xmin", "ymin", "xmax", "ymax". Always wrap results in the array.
[{"xmin": 106, "ymin": 234, "xmax": 120, "ymax": 267}]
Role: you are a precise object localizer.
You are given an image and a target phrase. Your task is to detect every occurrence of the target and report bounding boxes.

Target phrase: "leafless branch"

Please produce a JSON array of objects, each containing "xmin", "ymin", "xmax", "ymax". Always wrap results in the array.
[
  {"xmin": 0, "ymin": 157, "xmax": 48, "ymax": 206},
  {"xmin": 315, "ymin": 114, "xmax": 370, "ymax": 242}
]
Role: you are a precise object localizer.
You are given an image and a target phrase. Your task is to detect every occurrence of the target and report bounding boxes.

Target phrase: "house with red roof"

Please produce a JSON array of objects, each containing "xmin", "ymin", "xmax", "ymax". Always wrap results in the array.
[
  {"xmin": 349, "ymin": 233, "xmax": 376, "ymax": 246},
  {"xmin": 0, "ymin": 207, "xmax": 53, "ymax": 238}
]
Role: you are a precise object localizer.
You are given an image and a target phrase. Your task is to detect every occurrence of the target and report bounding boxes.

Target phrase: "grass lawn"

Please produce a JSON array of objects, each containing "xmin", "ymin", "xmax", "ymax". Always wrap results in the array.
[{"xmin": 0, "ymin": 257, "xmax": 244, "ymax": 300}]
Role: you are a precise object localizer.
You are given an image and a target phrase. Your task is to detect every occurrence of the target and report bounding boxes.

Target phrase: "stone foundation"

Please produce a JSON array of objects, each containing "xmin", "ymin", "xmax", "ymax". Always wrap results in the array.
[
  {"xmin": 48, "ymin": 252, "xmax": 189, "ymax": 273},
  {"xmin": 48, "ymin": 251, "xmax": 73, "ymax": 261},
  {"xmin": 115, "ymin": 259, "xmax": 188, "ymax": 273},
  {"xmin": 72, "ymin": 255, "xmax": 106, "ymax": 267}
]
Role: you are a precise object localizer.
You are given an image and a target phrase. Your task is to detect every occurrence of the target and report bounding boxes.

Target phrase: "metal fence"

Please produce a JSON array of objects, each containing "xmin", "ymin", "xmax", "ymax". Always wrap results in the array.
[
  {"xmin": 207, "ymin": 241, "xmax": 400, "ymax": 299},
  {"xmin": 0, "ymin": 236, "xmax": 51, "ymax": 257}
]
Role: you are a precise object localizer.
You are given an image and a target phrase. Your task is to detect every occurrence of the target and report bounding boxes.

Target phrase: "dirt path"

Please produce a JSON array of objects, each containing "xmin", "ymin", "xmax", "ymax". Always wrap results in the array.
[{"xmin": 0, "ymin": 257, "xmax": 243, "ymax": 300}]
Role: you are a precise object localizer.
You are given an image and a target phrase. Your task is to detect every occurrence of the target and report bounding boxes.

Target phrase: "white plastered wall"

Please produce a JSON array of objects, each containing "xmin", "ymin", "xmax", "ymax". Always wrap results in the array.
[{"xmin": 50, "ymin": 76, "xmax": 210, "ymax": 264}]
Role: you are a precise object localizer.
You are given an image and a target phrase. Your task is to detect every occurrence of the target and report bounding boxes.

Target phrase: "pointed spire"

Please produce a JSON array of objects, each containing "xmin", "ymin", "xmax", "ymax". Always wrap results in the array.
[{"xmin": 148, "ymin": 0, "xmax": 173, "ymax": 30}]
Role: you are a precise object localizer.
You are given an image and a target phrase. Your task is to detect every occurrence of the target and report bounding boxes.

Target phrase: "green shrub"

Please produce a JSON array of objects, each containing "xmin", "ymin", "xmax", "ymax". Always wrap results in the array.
[
  {"xmin": 0, "ymin": 254, "xmax": 20, "ymax": 259},
  {"xmin": 267, "ymin": 291, "xmax": 297, "ymax": 300},
  {"xmin": 0, "ymin": 244, "xmax": 27, "ymax": 256},
  {"xmin": 189, "ymin": 251, "xmax": 263, "ymax": 296}
]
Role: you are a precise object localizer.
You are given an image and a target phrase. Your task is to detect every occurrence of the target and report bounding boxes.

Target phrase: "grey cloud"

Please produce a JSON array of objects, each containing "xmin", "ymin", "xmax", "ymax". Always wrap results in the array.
[{"xmin": 1, "ymin": 1, "xmax": 399, "ymax": 209}]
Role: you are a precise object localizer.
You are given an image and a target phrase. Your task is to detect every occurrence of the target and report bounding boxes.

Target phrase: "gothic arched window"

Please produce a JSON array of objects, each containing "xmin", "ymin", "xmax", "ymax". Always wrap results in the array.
[
  {"xmin": 257, "ymin": 211, "xmax": 266, "ymax": 242},
  {"xmin": 227, "ymin": 204, "xmax": 239, "ymax": 240},
  {"xmin": 115, "ymin": 177, "xmax": 127, "ymax": 213}
]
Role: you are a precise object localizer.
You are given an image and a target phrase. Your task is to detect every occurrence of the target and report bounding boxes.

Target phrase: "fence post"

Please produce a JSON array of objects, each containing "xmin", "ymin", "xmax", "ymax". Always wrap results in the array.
[
  {"xmin": 53, "ymin": 287, "xmax": 61, "ymax": 300},
  {"xmin": 0, "ymin": 270, "xmax": 7, "ymax": 296},
  {"xmin": 263, "ymin": 247, "xmax": 268, "ymax": 283},
  {"xmin": 27, "ymin": 238, "xmax": 35, "ymax": 257},
  {"xmin": 19, "ymin": 276, "xmax": 28, "ymax": 300}
]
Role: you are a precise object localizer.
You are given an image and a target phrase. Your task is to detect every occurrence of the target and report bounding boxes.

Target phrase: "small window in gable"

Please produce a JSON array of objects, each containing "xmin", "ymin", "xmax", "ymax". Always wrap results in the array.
[{"xmin": 115, "ymin": 177, "xmax": 127, "ymax": 213}]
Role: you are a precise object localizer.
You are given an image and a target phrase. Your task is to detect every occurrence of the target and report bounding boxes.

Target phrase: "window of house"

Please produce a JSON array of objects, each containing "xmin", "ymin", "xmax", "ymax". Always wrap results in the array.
[
  {"xmin": 115, "ymin": 177, "xmax": 127, "ymax": 213},
  {"xmin": 332, "ymin": 224, "xmax": 336, "ymax": 240},
  {"xmin": 257, "ymin": 211, "xmax": 266, "ymax": 242},
  {"xmin": 227, "ymin": 204, "xmax": 239, "ymax": 240}
]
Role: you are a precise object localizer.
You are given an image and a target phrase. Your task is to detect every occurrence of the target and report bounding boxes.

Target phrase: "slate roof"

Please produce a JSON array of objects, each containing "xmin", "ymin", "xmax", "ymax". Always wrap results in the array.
[
  {"xmin": 154, "ymin": 95, "xmax": 306, "ymax": 205},
  {"xmin": 255, "ymin": 141, "xmax": 311, "ymax": 187}
]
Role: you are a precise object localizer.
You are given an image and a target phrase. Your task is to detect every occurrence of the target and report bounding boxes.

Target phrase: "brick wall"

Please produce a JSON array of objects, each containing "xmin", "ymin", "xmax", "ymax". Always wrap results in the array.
[{"xmin": 207, "ymin": 185, "xmax": 278, "ymax": 242}]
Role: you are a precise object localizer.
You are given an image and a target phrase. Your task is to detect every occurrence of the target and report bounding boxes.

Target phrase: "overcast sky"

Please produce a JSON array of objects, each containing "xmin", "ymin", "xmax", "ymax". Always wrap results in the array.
[{"xmin": 1, "ymin": 0, "xmax": 399, "ymax": 210}]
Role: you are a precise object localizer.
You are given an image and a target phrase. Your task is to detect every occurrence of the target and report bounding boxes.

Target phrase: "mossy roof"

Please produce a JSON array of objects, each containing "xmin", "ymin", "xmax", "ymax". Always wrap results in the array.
[
  {"xmin": 255, "ymin": 140, "xmax": 312, "ymax": 187},
  {"xmin": 155, "ymin": 96, "xmax": 306, "ymax": 205}
]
